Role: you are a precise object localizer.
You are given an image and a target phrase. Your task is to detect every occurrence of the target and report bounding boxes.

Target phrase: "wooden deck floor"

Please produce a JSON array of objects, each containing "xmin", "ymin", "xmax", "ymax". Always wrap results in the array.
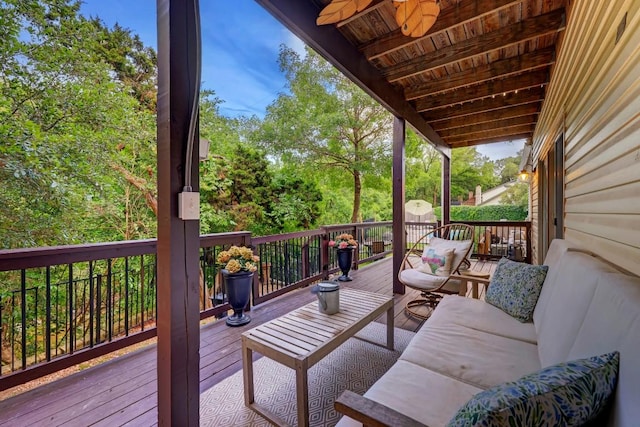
[{"xmin": 0, "ymin": 257, "xmax": 496, "ymax": 426}]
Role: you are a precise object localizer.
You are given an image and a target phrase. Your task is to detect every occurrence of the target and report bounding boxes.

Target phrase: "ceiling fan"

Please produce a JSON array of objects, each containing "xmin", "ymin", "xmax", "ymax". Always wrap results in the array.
[{"xmin": 317, "ymin": 0, "xmax": 440, "ymax": 38}]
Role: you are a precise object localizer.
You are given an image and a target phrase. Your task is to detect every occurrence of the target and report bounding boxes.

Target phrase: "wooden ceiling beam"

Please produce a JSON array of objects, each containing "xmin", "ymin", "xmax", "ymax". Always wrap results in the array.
[
  {"xmin": 449, "ymin": 133, "xmax": 532, "ymax": 148},
  {"xmin": 431, "ymin": 103, "xmax": 541, "ymax": 131},
  {"xmin": 362, "ymin": 0, "xmax": 524, "ymax": 60},
  {"xmin": 439, "ymin": 115, "xmax": 538, "ymax": 138},
  {"xmin": 416, "ymin": 70, "xmax": 548, "ymax": 112},
  {"xmin": 445, "ymin": 125, "xmax": 535, "ymax": 144},
  {"xmin": 384, "ymin": 8, "xmax": 565, "ymax": 83},
  {"xmin": 256, "ymin": 0, "xmax": 450, "ymax": 155},
  {"xmin": 423, "ymin": 89, "xmax": 543, "ymax": 122},
  {"xmin": 405, "ymin": 47, "xmax": 555, "ymax": 100}
]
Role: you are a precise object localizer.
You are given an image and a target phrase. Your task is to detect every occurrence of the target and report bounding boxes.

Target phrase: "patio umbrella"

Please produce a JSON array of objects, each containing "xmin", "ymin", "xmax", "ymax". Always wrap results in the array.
[{"xmin": 405, "ymin": 200, "xmax": 432, "ymax": 217}]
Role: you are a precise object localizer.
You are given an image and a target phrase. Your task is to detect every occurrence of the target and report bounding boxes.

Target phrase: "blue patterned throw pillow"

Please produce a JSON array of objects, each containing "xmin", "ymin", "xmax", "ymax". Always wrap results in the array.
[
  {"xmin": 447, "ymin": 352, "xmax": 619, "ymax": 427},
  {"xmin": 485, "ymin": 258, "xmax": 548, "ymax": 322}
]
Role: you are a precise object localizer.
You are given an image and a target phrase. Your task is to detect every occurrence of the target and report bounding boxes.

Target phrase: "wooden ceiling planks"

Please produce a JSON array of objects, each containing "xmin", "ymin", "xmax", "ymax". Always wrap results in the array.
[{"xmin": 262, "ymin": 0, "xmax": 566, "ymax": 151}]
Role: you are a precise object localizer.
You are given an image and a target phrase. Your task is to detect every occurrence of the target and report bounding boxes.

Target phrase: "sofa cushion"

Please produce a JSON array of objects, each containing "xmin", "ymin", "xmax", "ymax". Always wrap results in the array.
[
  {"xmin": 568, "ymin": 271, "xmax": 640, "ymax": 427},
  {"xmin": 536, "ymin": 250, "xmax": 617, "ymax": 367},
  {"xmin": 447, "ymin": 351, "xmax": 619, "ymax": 427},
  {"xmin": 400, "ymin": 322, "xmax": 540, "ymax": 389},
  {"xmin": 429, "ymin": 295, "xmax": 537, "ymax": 344},
  {"xmin": 485, "ymin": 258, "xmax": 548, "ymax": 322},
  {"xmin": 532, "ymin": 239, "xmax": 573, "ymax": 328},
  {"xmin": 335, "ymin": 360, "xmax": 483, "ymax": 427}
]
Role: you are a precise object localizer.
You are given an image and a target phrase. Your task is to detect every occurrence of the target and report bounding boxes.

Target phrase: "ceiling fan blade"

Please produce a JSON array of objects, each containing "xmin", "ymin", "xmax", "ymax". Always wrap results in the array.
[
  {"xmin": 395, "ymin": 0, "xmax": 439, "ymax": 37},
  {"xmin": 317, "ymin": 0, "xmax": 372, "ymax": 25}
]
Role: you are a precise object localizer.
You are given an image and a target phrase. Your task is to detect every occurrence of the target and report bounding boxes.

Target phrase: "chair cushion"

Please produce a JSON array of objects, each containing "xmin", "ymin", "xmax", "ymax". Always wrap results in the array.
[
  {"xmin": 419, "ymin": 247, "xmax": 454, "ymax": 276},
  {"xmin": 485, "ymin": 258, "xmax": 548, "ymax": 322},
  {"xmin": 399, "ymin": 268, "xmax": 460, "ymax": 293},
  {"xmin": 447, "ymin": 351, "xmax": 619, "ymax": 427}
]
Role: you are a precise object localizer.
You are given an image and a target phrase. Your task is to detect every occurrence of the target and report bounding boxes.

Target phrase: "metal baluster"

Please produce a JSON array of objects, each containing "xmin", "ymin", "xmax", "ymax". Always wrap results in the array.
[
  {"xmin": 125, "ymin": 257, "xmax": 129, "ymax": 336},
  {"xmin": 107, "ymin": 259, "xmax": 112, "ymax": 341},
  {"xmin": 45, "ymin": 266, "xmax": 51, "ymax": 362},
  {"xmin": 140, "ymin": 255, "xmax": 145, "ymax": 330},
  {"xmin": 96, "ymin": 274, "xmax": 102, "ymax": 344},
  {"xmin": 34, "ymin": 286, "xmax": 38, "ymax": 363},
  {"xmin": 12, "ymin": 292, "xmax": 16, "ymax": 371},
  {"xmin": 21, "ymin": 270, "xmax": 26, "ymax": 369},
  {"xmin": 89, "ymin": 261, "xmax": 94, "ymax": 347},
  {"xmin": 68, "ymin": 264, "xmax": 74, "ymax": 354}
]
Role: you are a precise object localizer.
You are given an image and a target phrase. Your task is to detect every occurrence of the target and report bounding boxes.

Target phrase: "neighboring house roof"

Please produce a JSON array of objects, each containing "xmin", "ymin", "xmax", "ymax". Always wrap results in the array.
[{"xmin": 476, "ymin": 182, "xmax": 516, "ymax": 206}]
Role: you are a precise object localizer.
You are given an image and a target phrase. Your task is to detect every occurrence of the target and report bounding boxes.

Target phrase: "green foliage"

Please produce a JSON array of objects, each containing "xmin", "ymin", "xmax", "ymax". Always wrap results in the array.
[
  {"xmin": 433, "ymin": 205, "xmax": 528, "ymax": 221},
  {"xmin": 258, "ymin": 45, "xmax": 392, "ymax": 223},
  {"xmin": 0, "ymin": 0, "xmax": 158, "ymax": 247},
  {"xmin": 405, "ymin": 141, "xmax": 503, "ymax": 206},
  {"xmin": 500, "ymin": 181, "xmax": 529, "ymax": 210}
]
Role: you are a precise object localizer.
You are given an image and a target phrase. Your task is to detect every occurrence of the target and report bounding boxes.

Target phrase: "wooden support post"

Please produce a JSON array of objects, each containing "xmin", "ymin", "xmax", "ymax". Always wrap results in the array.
[
  {"xmin": 442, "ymin": 153, "xmax": 451, "ymax": 225},
  {"xmin": 392, "ymin": 117, "xmax": 406, "ymax": 294},
  {"xmin": 156, "ymin": 0, "xmax": 200, "ymax": 425}
]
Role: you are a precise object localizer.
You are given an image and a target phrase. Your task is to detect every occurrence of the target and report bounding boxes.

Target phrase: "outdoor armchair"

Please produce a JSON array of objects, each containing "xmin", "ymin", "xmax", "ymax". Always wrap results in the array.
[{"xmin": 398, "ymin": 223, "xmax": 474, "ymax": 319}]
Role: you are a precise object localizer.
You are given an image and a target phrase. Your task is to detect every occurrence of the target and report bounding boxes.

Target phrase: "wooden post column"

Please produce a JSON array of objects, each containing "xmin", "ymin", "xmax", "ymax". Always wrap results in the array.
[
  {"xmin": 442, "ymin": 153, "xmax": 451, "ymax": 225},
  {"xmin": 156, "ymin": 0, "xmax": 200, "ymax": 425},
  {"xmin": 392, "ymin": 117, "xmax": 406, "ymax": 294}
]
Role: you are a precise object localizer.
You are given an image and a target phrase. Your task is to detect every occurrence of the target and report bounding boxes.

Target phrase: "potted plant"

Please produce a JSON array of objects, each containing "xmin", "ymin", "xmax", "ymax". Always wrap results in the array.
[
  {"xmin": 216, "ymin": 245, "xmax": 259, "ymax": 326},
  {"xmin": 329, "ymin": 233, "xmax": 358, "ymax": 281}
]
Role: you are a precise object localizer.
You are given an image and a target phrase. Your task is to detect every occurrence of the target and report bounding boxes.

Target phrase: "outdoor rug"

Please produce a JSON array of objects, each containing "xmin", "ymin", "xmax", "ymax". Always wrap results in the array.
[{"xmin": 200, "ymin": 322, "xmax": 416, "ymax": 426}]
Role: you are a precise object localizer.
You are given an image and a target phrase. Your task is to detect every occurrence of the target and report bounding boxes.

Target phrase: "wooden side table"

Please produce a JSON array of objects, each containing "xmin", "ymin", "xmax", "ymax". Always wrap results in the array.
[{"xmin": 454, "ymin": 271, "xmax": 491, "ymax": 299}]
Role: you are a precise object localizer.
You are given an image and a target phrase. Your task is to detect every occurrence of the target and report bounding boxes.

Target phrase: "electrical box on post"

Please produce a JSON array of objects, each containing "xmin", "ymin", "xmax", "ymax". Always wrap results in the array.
[{"xmin": 178, "ymin": 192, "xmax": 200, "ymax": 220}]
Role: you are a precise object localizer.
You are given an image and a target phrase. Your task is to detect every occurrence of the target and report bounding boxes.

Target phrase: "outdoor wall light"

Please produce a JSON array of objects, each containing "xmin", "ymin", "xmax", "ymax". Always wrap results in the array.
[{"xmin": 519, "ymin": 164, "xmax": 533, "ymax": 182}]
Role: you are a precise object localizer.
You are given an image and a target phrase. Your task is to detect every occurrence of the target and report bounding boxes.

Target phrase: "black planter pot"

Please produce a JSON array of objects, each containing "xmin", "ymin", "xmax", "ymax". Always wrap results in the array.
[
  {"xmin": 336, "ymin": 248, "xmax": 354, "ymax": 282},
  {"xmin": 222, "ymin": 269, "xmax": 253, "ymax": 326}
]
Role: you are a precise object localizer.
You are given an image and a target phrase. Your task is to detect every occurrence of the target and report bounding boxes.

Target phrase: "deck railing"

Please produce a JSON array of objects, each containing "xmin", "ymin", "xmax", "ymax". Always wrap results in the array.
[{"xmin": 0, "ymin": 219, "xmax": 529, "ymax": 390}]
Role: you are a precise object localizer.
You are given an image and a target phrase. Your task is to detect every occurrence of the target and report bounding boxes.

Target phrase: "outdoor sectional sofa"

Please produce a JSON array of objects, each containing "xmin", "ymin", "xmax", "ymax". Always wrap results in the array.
[{"xmin": 335, "ymin": 239, "xmax": 640, "ymax": 426}]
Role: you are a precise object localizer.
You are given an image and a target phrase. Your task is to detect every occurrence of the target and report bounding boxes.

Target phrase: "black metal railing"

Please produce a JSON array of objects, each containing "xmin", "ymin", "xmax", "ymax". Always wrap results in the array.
[
  {"xmin": 252, "ymin": 230, "xmax": 325, "ymax": 305},
  {"xmin": 452, "ymin": 220, "xmax": 532, "ymax": 264},
  {"xmin": 0, "ymin": 219, "xmax": 530, "ymax": 390}
]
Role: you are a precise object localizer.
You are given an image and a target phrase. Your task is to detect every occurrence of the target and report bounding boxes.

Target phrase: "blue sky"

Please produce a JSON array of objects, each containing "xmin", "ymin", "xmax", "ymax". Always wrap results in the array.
[{"xmin": 78, "ymin": 0, "xmax": 522, "ymax": 160}]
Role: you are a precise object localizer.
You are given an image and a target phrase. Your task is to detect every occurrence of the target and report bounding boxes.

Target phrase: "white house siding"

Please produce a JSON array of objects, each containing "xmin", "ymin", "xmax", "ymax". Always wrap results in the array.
[
  {"xmin": 531, "ymin": 170, "xmax": 540, "ymax": 265},
  {"xmin": 532, "ymin": 0, "xmax": 640, "ymax": 275}
]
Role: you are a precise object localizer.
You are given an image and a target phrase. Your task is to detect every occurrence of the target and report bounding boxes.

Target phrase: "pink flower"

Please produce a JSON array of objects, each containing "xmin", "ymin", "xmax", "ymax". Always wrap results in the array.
[
  {"xmin": 329, "ymin": 240, "xmax": 336, "ymax": 247},
  {"xmin": 338, "ymin": 241, "xmax": 349, "ymax": 249}
]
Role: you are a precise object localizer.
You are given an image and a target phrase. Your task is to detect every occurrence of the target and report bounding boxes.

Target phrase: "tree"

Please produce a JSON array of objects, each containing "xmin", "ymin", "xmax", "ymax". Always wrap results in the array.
[
  {"xmin": 0, "ymin": 0, "xmax": 158, "ymax": 247},
  {"xmin": 405, "ymin": 130, "xmax": 441, "ymax": 205},
  {"xmin": 494, "ymin": 150, "xmax": 523, "ymax": 183},
  {"xmin": 451, "ymin": 147, "xmax": 499, "ymax": 202},
  {"xmin": 500, "ymin": 181, "xmax": 529, "ymax": 211},
  {"xmin": 258, "ymin": 46, "xmax": 392, "ymax": 223}
]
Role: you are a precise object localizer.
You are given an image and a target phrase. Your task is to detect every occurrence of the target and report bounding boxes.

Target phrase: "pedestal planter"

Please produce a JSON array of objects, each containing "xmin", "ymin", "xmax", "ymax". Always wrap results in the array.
[
  {"xmin": 222, "ymin": 269, "xmax": 253, "ymax": 326},
  {"xmin": 336, "ymin": 248, "xmax": 354, "ymax": 282}
]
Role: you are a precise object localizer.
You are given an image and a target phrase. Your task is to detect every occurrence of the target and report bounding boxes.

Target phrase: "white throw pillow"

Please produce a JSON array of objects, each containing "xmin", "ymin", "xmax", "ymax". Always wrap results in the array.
[{"xmin": 428, "ymin": 237, "xmax": 472, "ymax": 273}]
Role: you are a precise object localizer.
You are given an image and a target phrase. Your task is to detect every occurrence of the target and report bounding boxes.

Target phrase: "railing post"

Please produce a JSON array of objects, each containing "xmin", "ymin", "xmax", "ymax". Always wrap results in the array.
[
  {"xmin": 321, "ymin": 227, "xmax": 330, "ymax": 280},
  {"xmin": 351, "ymin": 225, "xmax": 359, "ymax": 271},
  {"xmin": 301, "ymin": 239, "xmax": 310, "ymax": 279}
]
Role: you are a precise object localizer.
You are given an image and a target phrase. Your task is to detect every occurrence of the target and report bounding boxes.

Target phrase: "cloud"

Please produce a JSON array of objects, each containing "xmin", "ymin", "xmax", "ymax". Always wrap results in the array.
[
  {"xmin": 78, "ymin": 0, "xmax": 309, "ymax": 119},
  {"xmin": 475, "ymin": 140, "xmax": 525, "ymax": 160}
]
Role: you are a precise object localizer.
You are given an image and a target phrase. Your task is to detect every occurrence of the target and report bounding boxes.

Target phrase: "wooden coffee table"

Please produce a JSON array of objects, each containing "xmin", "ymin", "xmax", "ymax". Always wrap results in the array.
[{"xmin": 241, "ymin": 288, "xmax": 394, "ymax": 427}]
